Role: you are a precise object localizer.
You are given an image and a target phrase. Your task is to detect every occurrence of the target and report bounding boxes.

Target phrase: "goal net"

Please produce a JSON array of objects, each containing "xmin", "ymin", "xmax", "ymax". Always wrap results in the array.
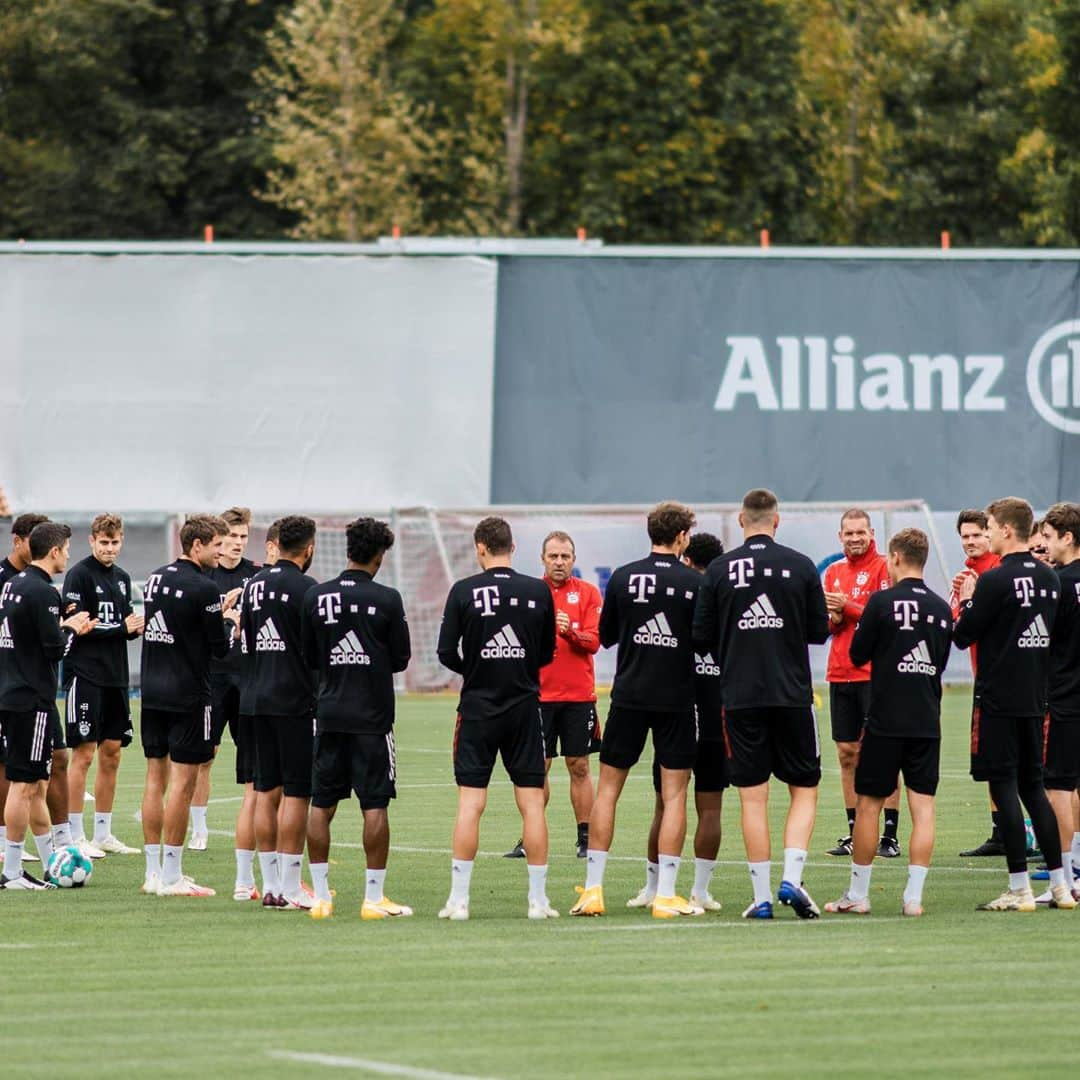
[{"xmin": 195, "ymin": 500, "xmax": 950, "ymax": 691}]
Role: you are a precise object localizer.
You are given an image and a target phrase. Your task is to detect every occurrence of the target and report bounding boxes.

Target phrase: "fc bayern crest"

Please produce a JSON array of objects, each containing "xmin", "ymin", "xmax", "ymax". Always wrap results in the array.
[
  {"xmin": 567, "ymin": 592, "xmax": 579, "ymax": 604},
  {"xmin": 856, "ymin": 572, "xmax": 869, "ymax": 586}
]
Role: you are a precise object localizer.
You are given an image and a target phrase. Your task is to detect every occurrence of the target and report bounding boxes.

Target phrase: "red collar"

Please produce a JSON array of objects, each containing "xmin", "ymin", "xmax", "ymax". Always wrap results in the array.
[
  {"xmin": 966, "ymin": 551, "xmax": 999, "ymax": 574},
  {"xmin": 845, "ymin": 541, "xmax": 880, "ymax": 569}
]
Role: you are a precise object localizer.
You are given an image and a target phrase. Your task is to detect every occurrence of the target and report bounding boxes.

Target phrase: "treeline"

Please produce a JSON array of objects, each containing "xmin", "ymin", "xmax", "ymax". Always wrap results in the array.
[{"xmin": 2, "ymin": 0, "xmax": 1079, "ymax": 245}]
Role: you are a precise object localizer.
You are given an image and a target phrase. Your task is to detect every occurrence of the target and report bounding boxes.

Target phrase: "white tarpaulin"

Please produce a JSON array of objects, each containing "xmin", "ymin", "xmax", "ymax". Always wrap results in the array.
[{"xmin": 0, "ymin": 254, "xmax": 497, "ymax": 511}]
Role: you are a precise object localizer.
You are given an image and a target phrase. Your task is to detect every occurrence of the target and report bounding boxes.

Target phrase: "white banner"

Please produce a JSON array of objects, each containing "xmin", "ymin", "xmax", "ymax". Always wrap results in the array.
[{"xmin": 0, "ymin": 254, "xmax": 497, "ymax": 511}]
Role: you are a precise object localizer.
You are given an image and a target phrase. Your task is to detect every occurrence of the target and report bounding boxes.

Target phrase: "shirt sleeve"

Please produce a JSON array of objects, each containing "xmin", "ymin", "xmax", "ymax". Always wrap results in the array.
[
  {"xmin": 805, "ymin": 571, "xmax": 831, "ymax": 645},
  {"xmin": 436, "ymin": 586, "xmax": 464, "ymax": 674},
  {"xmin": 301, "ymin": 592, "xmax": 318, "ymax": 670},
  {"xmin": 848, "ymin": 595, "xmax": 878, "ymax": 668},
  {"xmin": 202, "ymin": 587, "xmax": 231, "ymax": 660},
  {"xmin": 953, "ymin": 573, "xmax": 998, "ymax": 650},
  {"xmin": 539, "ymin": 590, "xmax": 556, "ymax": 668},
  {"xmin": 61, "ymin": 565, "xmax": 90, "ymax": 618},
  {"xmin": 598, "ymin": 572, "xmax": 620, "ymax": 649},
  {"xmin": 692, "ymin": 565, "xmax": 718, "ymax": 650},
  {"xmin": 564, "ymin": 585, "xmax": 601, "ymax": 655},
  {"xmin": 38, "ymin": 592, "xmax": 75, "ymax": 661},
  {"xmin": 389, "ymin": 591, "xmax": 411, "ymax": 674}
]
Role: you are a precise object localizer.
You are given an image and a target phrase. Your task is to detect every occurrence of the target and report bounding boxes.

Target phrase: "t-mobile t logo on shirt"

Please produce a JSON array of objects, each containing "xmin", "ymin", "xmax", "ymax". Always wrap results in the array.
[
  {"xmin": 893, "ymin": 599, "xmax": 919, "ymax": 630},
  {"xmin": 627, "ymin": 574, "xmax": 656, "ymax": 603},
  {"xmin": 472, "ymin": 585, "xmax": 500, "ymax": 616},
  {"xmin": 728, "ymin": 558, "xmax": 754, "ymax": 589},
  {"xmin": 1014, "ymin": 577, "xmax": 1035, "ymax": 607},
  {"xmin": 317, "ymin": 592, "xmax": 342, "ymax": 625}
]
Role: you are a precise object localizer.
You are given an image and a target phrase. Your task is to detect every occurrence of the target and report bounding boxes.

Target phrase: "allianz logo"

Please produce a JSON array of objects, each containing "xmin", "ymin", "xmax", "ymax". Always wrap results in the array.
[{"xmin": 713, "ymin": 324, "xmax": 1080, "ymax": 433}]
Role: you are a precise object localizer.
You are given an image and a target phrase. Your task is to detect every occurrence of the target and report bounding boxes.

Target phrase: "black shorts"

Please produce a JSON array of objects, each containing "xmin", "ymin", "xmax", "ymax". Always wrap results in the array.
[
  {"xmin": 829, "ymin": 682, "xmax": 871, "ymax": 743},
  {"xmin": 453, "ymin": 698, "xmax": 545, "ymax": 789},
  {"xmin": 232, "ymin": 712, "xmax": 257, "ymax": 785},
  {"xmin": 0, "ymin": 713, "xmax": 5, "ymax": 765},
  {"xmin": 600, "ymin": 705, "xmax": 697, "ymax": 771},
  {"xmin": 141, "ymin": 705, "xmax": 214, "ymax": 765},
  {"xmin": 0, "ymin": 708, "xmax": 55, "ymax": 783},
  {"xmin": 48, "ymin": 703, "xmax": 66, "ymax": 752},
  {"xmin": 856, "ymin": 730, "xmax": 940, "ymax": 797},
  {"xmin": 724, "ymin": 707, "xmax": 821, "ymax": 788},
  {"xmin": 970, "ymin": 706, "xmax": 1044, "ymax": 784},
  {"xmin": 652, "ymin": 738, "xmax": 728, "ymax": 794},
  {"xmin": 209, "ymin": 677, "xmax": 239, "ymax": 747},
  {"xmin": 541, "ymin": 701, "xmax": 599, "ymax": 758},
  {"xmin": 254, "ymin": 715, "xmax": 315, "ymax": 798},
  {"xmin": 312, "ymin": 730, "xmax": 397, "ymax": 811},
  {"xmin": 65, "ymin": 678, "xmax": 132, "ymax": 748},
  {"xmin": 1043, "ymin": 714, "xmax": 1080, "ymax": 791}
]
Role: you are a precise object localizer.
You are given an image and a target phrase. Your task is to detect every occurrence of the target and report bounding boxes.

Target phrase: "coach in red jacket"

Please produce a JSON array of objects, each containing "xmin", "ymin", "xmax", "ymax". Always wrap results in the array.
[
  {"xmin": 823, "ymin": 509, "xmax": 900, "ymax": 858},
  {"xmin": 505, "ymin": 530, "xmax": 602, "ymax": 861}
]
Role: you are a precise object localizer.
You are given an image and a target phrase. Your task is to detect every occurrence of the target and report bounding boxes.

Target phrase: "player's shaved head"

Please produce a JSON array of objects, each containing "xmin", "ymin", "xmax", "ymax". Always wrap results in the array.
[{"xmin": 741, "ymin": 488, "xmax": 778, "ymax": 527}]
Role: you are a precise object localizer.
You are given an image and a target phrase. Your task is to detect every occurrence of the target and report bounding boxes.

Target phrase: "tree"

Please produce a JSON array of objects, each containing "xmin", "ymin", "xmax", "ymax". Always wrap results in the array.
[{"xmin": 256, "ymin": 0, "xmax": 429, "ymax": 241}]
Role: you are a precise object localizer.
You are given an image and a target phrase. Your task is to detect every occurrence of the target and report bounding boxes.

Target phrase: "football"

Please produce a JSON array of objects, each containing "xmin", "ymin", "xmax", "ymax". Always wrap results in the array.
[{"xmin": 46, "ymin": 846, "xmax": 94, "ymax": 888}]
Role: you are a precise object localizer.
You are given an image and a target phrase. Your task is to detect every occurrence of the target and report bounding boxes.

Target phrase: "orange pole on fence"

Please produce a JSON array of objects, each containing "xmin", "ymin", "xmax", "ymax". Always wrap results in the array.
[
  {"xmin": 204, "ymin": 225, "xmax": 214, "ymax": 244},
  {"xmin": 577, "ymin": 227, "xmax": 587, "ymax": 242},
  {"xmin": 391, "ymin": 224, "xmax": 402, "ymax": 240},
  {"xmin": 760, "ymin": 229, "xmax": 770, "ymax": 249},
  {"xmin": 940, "ymin": 230, "xmax": 951, "ymax": 250}
]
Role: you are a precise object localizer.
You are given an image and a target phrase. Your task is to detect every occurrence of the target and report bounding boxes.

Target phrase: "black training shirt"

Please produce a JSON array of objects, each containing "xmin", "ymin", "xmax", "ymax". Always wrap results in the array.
[
  {"xmin": 849, "ymin": 577, "xmax": 953, "ymax": 739},
  {"xmin": 240, "ymin": 560, "xmax": 317, "ymax": 718},
  {"xmin": 438, "ymin": 567, "xmax": 555, "ymax": 718},
  {"xmin": 303, "ymin": 568, "xmax": 410, "ymax": 734},
  {"xmin": 61, "ymin": 555, "xmax": 137, "ymax": 689},
  {"xmin": 210, "ymin": 557, "xmax": 259, "ymax": 683},
  {"xmin": 599, "ymin": 553, "xmax": 701, "ymax": 712},
  {"xmin": 1050, "ymin": 560, "xmax": 1080, "ymax": 720},
  {"xmin": 0, "ymin": 565, "xmax": 76, "ymax": 711},
  {"xmin": 140, "ymin": 559, "xmax": 231, "ymax": 712},
  {"xmin": 953, "ymin": 551, "xmax": 1059, "ymax": 718},
  {"xmin": 693, "ymin": 533, "xmax": 830, "ymax": 710}
]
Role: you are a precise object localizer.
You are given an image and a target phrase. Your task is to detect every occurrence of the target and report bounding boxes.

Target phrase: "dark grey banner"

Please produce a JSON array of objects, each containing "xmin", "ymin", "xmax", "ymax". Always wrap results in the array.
[{"xmin": 492, "ymin": 256, "xmax": 1080, "ymax": 507}]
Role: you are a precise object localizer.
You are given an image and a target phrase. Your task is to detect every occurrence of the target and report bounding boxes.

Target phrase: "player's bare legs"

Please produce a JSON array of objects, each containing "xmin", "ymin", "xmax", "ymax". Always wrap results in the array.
[
  {"xmin": 515, "ymin": 785, "xmax": 548, "ymax": 865},
  {"xmin": 570, "ymin": 763, "xmax": 628, "ymax": 916},
  {"xmin": 740, "ymin": 782, "xmax": 770, "ymax": 861},
  {"xmin": 67, "ymin": 741, "xmax": 96, "ymax": 840},
  {"xmin": 160, "ymin": 760, "xmax": 199, "ymax": 887},
  {"xmin": 93, "ymin": 738, "xmax": 123, "ymax": 824},
  {"xmin": 440, "ymin": 786, "xmax": 487, "ymax": 920},
  {"xmin": 277, "ymin": 794, "xmax": 310, "ymax": 903},
  {"xmin": 46, "ymin": 748, "xmax": 70, "ymax": 845},
  {"xmin": 784, "ymin": 784, "xmax": 817, "ymax": 853},
  {"xmin": 695, "ymin": 791, "xmax": 722, "ymax": 861},
  {"xmin": 564, "ymin": 755, "xmax": 594, "ymax": 829},
  {"xmin": 1, "ymin": 779, "xmax": 51, "ymax": 885},
  {"xmin": 255, "ymin": 786, "xmax": 283, "ymax": 901},
  {"xmin": 306, "ymin": 803, "xmax": 336, "ymax": 910},
  {"xmin": 189, "ymin": 752, "xmax": 215, "ymax": 847}
]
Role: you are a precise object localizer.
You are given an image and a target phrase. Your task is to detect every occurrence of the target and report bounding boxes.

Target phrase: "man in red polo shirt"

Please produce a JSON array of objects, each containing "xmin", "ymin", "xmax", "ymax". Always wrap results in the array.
[
  {"xmin": 505, "ymin": 530, "xmax": 601, "ymax": 860},
  {"xmin": 951, "ymin": 509, "xmax": 1006, "ymax": 858},
  {"xmin": 823, "ymin": 509, "xmax": 898, "ymax": 858}
]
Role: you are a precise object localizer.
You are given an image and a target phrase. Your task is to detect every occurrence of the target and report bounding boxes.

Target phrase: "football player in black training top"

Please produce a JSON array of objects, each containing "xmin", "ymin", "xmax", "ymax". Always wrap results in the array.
[
  {"xmin": 954, "ymin": 497, "xmax": 1072, "ymax": 912},
  {"xmin": 693, "ymin": 489, "xmax": 830, "ymax": 921},
  {"xmin": 303, "ymin": 517, "xmax": 412, "ymax": 921},
  {"xmin": 138, "ymin": 515, "xmax": 233, "ymax": 898},
  {"xmin": 62, "ymin": 513, "xmax": 144, "ymax": 859},
  {"xmin": 437, "ymin": 517, "xmax": 556, "ymax": 921},
  {"xmin": 572, "ymin": 502, "xmax": 702, "ymax": 919},
  {"xmin": 824, "ymin": 528, "xmax": 952, "ymax": 917},
  {"xmin": 0, "ymin": 522, "xmax": 94, "ymax": 890}
]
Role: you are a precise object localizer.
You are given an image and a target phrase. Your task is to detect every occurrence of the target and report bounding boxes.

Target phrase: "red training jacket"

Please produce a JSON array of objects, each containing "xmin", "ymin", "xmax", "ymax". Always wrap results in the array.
[
  {"xmin": 824, "ymin": 542, "xmax": 891, "ymax": 683},
  {"xmin": 539, "ymin": 575, "xmax": 601, "ymax": 703},
  {"xmin": 950, "ymin": 550, "xmax": 1001, "ymax": 674}
]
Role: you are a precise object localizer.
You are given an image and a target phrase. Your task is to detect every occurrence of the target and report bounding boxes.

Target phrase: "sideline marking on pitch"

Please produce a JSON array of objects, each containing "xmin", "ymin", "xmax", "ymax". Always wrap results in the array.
[{"xmin": 268, "ymin": 1050, "xmax": 501, "ymax": 1079}]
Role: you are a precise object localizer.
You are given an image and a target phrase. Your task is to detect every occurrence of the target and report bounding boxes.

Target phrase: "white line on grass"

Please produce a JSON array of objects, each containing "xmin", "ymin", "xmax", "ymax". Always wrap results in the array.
[{"xmin": 267, "ymin": 1050, "xmax": 500, "ymax": 1079}]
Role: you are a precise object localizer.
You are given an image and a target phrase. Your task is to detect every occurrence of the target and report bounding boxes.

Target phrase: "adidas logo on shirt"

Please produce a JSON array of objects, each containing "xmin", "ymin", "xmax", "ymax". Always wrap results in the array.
[
  {"xmin": 0, "ymin": 617, "xmax": 12, "ymax": 649},
  {"xmin": 481, "ymin": 625, "xmax": 526, "ymax": 659},
  {"xmin": 897, "ymin": 640, "xmax": 937, "ymax": 676},
  {"xmin": 143, "ymin": 610, "xmax": 175, "ymax": 644},
  {"xmin": 737, "ymin": 594, "xmax": 784, "ymax": 631},
  {"xmin": 695, "ymin": 652, "xmax": 721, "ymax": 677},
  {"xmin": 1018, "ymin": 614, "xmax": 1051, "ymax": 649},
  {"xmin": 330, "ymin": 630, "xmax": 371, "ymax": 666},
  {"xmin": 632, "ymin": 612, "xmax": 678, "ymax": 648},
  {"xmin": 255, "ymin": 618, "xmax": 287, "ymax": 653}
]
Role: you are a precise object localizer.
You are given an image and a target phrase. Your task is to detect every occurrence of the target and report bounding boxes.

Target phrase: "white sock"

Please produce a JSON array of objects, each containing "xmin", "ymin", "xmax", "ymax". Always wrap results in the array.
[
  {"xmin": 162, "ymin": 844, "xmax": 183, "ymax": 886},
  {"xmin": 52, "ymin": 822, "xmax": 72, "ymax": 848},
  {"xmin": 904, "ymin": 864, "xmax": 928, "ymax": 905},
  {"xmin": 310, "ymin": 862, "xmax": 332, "ymax": 903},
  {"xmin": 585, "ymin": 849, "xmax": 608, "ymax": 889},
  {"xmin": 93, "ymin": 812, "xmax": 112, "ymax": 844},
  {"xmin": 1009, "ymin": 870, "xmax": 1029, "ymax": 892},
  {"xmin": 1050, "ymin": 866, "xmax": 1067, "ymax": 888},
  {"xmin": 235, "ymin": 848, "xmax": 255, "ymax": 888},
  {"xmin": 144, "ymin": 843, "xmax": 161, "ymax": 880},
  {"xmin": 281, "ymin": 853, "xmax": 303, "ymax": 897},
  {"xmin": 1071, "ymin": 831, "xmax": 1080, "ymax": 870},
  {"xmin": 749, "ymin": 861, "xmax": 771, "ymax": 905},
  {"xmin": 657, "ymin": 854, "xmax": 680, "ymax": 898},
  {"xmin": 34, "ymin": 831, "xmax": 54, "ymax": 865},
  {"xmin": 365, "ymin": 867, "xmax": 387, "ymax": 904},
  {"xmin": 1063, "ymin": 852, "xmax": 1073, "ymax": 884},
  {"xmin": 4, "ymin": 840, "xmax": 23, "ymax": 878},
  {"xmin": 449, "ymin": 858, "xmax": 473, "ymax": 904},
  {"xmin": 258, "ymin": 851, "xmax": 280, "ymax": 895},
  {"xmin": 527, "ymin": 863, "xmax": 548, "ymax": 905},
  {"xmin": 643, "ymin": 860, "xmax": 659, "ymax": 895},
  {"xmin": 692, "ymin": 857, "xmax": 716, "ymax": 898},
  {"xmin": 68, "ymin": 813, "xmax": 85, "ymax": 842},
  {"xmin": 0, "ymin": 825, "xmax": 6, "ymax": 844},
  {"xmin": 782, "ymin": 847, "xmax": 807, "ymax": 886},
  {"xmin": 190, "ymin": 805, "xmax": 208, "ymax": 834},
  {"xmin": 848, "ymin": 862, "xmax": 872, "ymax": 901}
]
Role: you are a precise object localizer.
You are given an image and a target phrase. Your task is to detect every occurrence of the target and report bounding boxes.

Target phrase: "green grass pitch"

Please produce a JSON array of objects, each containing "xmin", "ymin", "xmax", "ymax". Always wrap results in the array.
[{"xmin": 4, "ymin": 688, "xmax": 1075, "ymax": 1078}]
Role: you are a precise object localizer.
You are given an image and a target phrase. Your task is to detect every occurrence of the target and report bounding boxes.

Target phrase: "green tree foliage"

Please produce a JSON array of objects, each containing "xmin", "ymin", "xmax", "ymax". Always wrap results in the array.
[
  {"xmin": 0, "ymin": 0, "xmax": 293, "ymax": 240},
  {"xmin": 257, "ymin": 0, "xmax": 428, "ymax": 241}
]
